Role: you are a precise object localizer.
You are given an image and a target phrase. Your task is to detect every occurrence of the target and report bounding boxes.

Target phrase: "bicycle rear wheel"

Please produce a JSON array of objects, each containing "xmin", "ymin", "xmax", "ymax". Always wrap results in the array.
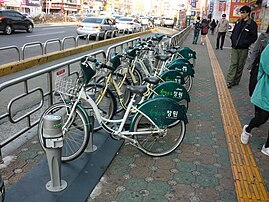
[
  {"xmin": 38, "ymin": 103, "xmax": 89, "ymax": 162},
  {"xmin": 132, "ymin": 114, "xmax": 186, "ymax": 156}
]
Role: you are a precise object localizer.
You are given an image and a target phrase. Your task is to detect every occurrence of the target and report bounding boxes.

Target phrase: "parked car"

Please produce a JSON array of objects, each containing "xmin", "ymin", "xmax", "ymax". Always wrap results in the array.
[
  {"xmin": 116, "ymin": 17, "xmax": 141, "ymax": 32},
  {"xmin": 113, "ymin": 15, "xmax": 124, "ymax": 22},
  {"xmin": 68, "ymin": 13, "xmax": 84, "ymax": 22},
  {"xmin": 140, "ymin": 17, "xmax": 150, "ymax": 26},
  {"xmin": 0, "ymin": 10, "xmax": 34, "ymax": 35},
  {"xmin": 163, "ymin": 17, "xmax": 174, "ymax": 28},
  {"xmin": 76, "ymin": 17, "xmax": 117, "ymax": 39},
  {"xmin": 153, "ymin": 17, "xmax": 163, "ymax": 26}
]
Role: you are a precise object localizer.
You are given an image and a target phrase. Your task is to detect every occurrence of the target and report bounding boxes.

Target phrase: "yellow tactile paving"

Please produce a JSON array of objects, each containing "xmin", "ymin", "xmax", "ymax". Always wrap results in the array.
[{"xmin": 206, "ymin": 37, "xmax": 269, "ymax": 201}]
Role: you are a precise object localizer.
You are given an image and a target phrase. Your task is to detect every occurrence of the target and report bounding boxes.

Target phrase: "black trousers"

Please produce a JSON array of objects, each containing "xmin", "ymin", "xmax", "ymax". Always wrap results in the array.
[
  {"xmin": 216, "ymin": 32, "xmax": 226, "ymax": 48},
  {"xmin": 246, "ymin": 106, "xmax": 269, "ymax": 147},
  {"xmin": 247, "ymin": 106, "xmax": 269, "ymax": 132}
]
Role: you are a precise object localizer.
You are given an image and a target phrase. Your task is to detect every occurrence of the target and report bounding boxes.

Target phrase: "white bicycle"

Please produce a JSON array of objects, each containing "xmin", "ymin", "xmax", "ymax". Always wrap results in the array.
[{"xmin": 38, "ymin": 56, "xmax": 188, "ymax": 162}]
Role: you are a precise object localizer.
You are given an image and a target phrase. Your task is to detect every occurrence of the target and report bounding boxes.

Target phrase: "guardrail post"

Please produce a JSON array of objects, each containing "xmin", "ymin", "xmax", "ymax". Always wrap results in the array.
[{"xmin": 42, "ymin": 114, "xmax": 67, "ymax": 192}]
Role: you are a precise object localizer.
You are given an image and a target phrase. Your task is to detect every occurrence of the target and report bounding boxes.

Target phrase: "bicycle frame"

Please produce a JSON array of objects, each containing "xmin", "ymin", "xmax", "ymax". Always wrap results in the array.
[{"xmin": 63, "ymin": 85, "xmax": 163, "ymax": 143}]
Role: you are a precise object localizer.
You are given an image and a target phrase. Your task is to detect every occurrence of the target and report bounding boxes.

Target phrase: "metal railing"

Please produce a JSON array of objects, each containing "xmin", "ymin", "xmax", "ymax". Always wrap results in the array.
[
  {"xmin": 0, "ymin": 36, "xmax": 145, "ymax": 160},
  {"xmin": 0, "ymin": 26, "xmax": 190, "ymax": 160},
  {"xmin": 0, "ymin": 26, "xmax": 149, "ymax": 65}
]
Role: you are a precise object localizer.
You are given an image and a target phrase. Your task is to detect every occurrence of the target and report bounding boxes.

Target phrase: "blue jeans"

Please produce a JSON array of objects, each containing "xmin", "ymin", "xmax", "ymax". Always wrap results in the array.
[{"xmin": 193, "ymin": 29, "xmax": 200, "ymax": 44}]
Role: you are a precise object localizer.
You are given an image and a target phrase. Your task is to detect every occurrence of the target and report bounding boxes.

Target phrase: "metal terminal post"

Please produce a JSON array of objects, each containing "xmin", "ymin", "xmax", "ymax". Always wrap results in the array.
[{"xmin": 42, "ymin": 115, "xmax": 67, "ymax": 192}]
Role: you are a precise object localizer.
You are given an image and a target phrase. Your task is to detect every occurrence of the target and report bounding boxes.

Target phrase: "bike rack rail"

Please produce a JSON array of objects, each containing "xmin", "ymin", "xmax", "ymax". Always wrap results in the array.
[{"xmin": 0, "ymin": 26, "xmax": 192, "ymax": 162}]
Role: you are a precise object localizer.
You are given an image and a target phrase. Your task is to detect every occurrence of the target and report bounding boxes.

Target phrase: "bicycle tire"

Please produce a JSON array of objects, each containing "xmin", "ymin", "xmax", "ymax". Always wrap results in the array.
[
  {"xmin": 84, "ymin": 83, "xmax": 117, "ymax": 131},
  {"xmin": 128, "ymin": 67, "xmax": 143, "ymax": 85},
  {"xmin": 183, "ymin": 75, "xmax": 193, "ymax": 92},
  {"xmin": 132, "ymin": 114, "xmax": 186, "ymax": 156},
  {"xmin": 97, "ymin": 73, "xmax": 132, "ymax": 113},
  {"xmin": 38, "ymin": 103, "xmax": 89, "ymax": 162}
]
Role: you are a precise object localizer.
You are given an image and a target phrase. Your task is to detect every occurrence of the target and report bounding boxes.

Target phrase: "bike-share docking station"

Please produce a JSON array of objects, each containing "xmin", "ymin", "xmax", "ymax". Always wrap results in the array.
[
  {"xmin": 42, "ymin": 115, "xmax": 67, "ymax": 192},
  {"xmin": 5, "ymin": 110, "xmax": 123, "ymax": 202}
]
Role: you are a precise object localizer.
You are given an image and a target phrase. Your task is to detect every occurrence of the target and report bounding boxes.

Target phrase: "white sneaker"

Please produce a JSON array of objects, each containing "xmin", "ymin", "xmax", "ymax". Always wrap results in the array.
[
  {"xmin": 241, "ymin": 125, "xmax": 252, "ymax": 144},
  {"xmin": 261, "ymin": 144, "xmax": 269, "ymax": 157}
]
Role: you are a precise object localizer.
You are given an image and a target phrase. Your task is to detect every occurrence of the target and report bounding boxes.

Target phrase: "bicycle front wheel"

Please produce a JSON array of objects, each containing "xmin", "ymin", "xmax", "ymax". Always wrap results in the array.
[
  {"xmin": 132, "ymin": 114, "xmax": 186, "ymax": 156},
  {"xmin": 38, "ymin": 103, "xmax": 89, "ymax": 162}
]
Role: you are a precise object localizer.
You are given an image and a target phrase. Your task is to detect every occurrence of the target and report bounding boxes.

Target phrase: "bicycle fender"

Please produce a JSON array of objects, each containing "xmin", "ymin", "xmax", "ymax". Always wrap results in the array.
[
  {"xmin": 177, "ymin": 47, "xmax": 197, "ymax": 60},
  {"xmin": 170, "ymin": 58, "xmax": 194, "ymax": 68},
  {"xmin": 61, "ymin": 101, "xmax": 91, "ymax": 131},
  {"xmin": 160, "ymin": 70, "xmax": 185, "ymax": 84},
  {"xmin": 167, "ymin": 62, "xmax": 195, "ymax": 77},
  {"xmin": 152, "ymin": 81, "xmax": 190, "ymax": 103},
  {"xmin": 130, "ymin": 97, "xmax": 188, "ymax": 130}
]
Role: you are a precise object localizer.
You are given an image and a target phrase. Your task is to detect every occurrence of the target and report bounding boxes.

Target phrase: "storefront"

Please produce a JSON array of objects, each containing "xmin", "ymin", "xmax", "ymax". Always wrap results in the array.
[{"xmin": 1, "ymin": 0, "xmax": 23, "ymax": 11}]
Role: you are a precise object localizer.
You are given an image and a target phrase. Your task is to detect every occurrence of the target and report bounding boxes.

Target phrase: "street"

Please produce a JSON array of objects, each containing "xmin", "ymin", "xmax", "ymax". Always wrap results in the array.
[
  {"xmin": 0, "ymin": 24, "xmax": 78, "ymax": 48},
  {"xmin": 0, "ymin": 24, "xmax": 94, "ymax": 65}
]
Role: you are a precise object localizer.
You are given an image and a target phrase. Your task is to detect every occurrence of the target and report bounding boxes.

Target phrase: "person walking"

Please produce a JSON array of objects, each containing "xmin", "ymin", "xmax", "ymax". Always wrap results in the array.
[
  {"xmin": 200, "ymin": 18, "xmax": 209, "ymax": 45},
  {"xmin": 192, "ymin": 16, "xmax": 201, "ymax": 45},
  {"xmin": 209, "ymin": 19, "xmax": 217, "ymax": 35},
  {"xmin": 226, "ymin": 5, "xmax": 258, "ymax": 88},
  {"xmin": 215, "ymin": 14, "xmax": 229, "ymax": 49},
  {"xmin": 246, "ymin": 25, "xmax": 269, "ymax": 96},
  {"xmin": 241, "ymin": 41, "xmax": 269, "ymax": 157}
]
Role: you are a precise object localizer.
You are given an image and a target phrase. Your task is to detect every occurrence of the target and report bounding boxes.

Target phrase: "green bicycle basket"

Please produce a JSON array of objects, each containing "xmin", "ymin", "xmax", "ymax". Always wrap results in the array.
[
  {"xmin": 80, "ymin": 56, "xmax": 96, "ymax": 85},
  {"xmin": 110, "ymin": 52, "xmax": 122, "ymax": 69}
]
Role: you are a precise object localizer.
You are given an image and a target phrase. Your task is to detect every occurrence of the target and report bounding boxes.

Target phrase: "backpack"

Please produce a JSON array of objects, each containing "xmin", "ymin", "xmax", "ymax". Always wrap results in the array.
[
  {"xmin": 249, "ymin": 35, "xmax": 269, "ymax": 96},
  {"xmin": 202, "ymin": 26, "xmax": 208, "ymax": 34},
  {"xmin": 194, "ymin": 21, "xmax": 201, "ymax": 30}
]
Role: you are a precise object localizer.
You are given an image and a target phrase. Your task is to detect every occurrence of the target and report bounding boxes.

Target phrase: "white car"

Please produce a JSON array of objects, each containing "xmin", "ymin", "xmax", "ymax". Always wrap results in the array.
[
  {"xmin": 163, "ymin": 17, "xmax": 174, "ymax": 28},
  {"xmin": 141, "ymin": 17, "xmax": 150, "ymax": 26},
  {"xmin": 116, "ymin": 17, "xmax": 141, "ymax": 32},
  {"xmin": 76, "ymin": 17, "xmax": 117, "ymax": 39}
]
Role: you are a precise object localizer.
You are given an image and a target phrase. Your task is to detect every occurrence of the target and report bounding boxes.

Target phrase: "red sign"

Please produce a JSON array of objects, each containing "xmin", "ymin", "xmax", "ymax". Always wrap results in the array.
[
  {"xmin": 219, "ymin": 2, "xmax": 226, "ymax": 11},
  {"xmin": 229, "ymin": 1, "xmax": 250, "ymax": 22}
]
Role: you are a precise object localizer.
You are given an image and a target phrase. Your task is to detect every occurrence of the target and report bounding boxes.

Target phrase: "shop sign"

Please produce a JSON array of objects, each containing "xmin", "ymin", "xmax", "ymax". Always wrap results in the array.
[{"xmin": 190, "ymin": 0, "xmax": 196, "ymax": 8}]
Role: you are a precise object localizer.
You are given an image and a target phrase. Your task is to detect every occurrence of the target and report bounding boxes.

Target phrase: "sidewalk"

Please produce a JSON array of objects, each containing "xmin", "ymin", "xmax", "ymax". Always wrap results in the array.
[
  {"xmin": 1, "ymin": 28, "xmax": 269, "ymax": 201},
  {"xmin": 85, "ymin": 31, "xmax": 269, "ymax": 201}
]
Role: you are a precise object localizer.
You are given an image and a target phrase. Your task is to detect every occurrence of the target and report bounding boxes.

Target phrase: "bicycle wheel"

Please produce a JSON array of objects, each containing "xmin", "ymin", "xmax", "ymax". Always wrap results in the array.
[
  {"xmin": 97, "ymin": 73, "xmax": 131, "ymax": 113},
  {"xmin": 129, "ymin": 67, "xmax": 143, "ymax": 85},
  {"xmin": 38, "ymin": 103, "xmax": 89, "ymax": 162},
  {"xmin": 183, "ymin": 75, "xmax": 193, "ymax": 92},
  {"xmin": 132, "ymin": 114, "xmax": 186, "ymax": 156},
  {"xmin": 84, "ymin": 83, "xmax": 117, "ymax": 131}
]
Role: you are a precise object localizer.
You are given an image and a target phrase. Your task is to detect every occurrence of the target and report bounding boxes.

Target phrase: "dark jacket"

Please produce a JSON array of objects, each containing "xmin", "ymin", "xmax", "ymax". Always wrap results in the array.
[
  {"xmin": 247, "ymin": 32, "xmax": 269, "ymax": 96},
  {"xmin": 201, "ymin": 22, "xmax": 209, "ymax": 35},
  {"xmin": 230, "ymin": 18, "xmax": 258, "ymax": 49}
]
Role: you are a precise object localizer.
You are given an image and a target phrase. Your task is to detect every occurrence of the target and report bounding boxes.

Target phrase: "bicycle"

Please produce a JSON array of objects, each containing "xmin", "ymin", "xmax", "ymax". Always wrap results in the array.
[{"xmin": 38, "ymin": 56, "xmax": 188, "ymax": 162}]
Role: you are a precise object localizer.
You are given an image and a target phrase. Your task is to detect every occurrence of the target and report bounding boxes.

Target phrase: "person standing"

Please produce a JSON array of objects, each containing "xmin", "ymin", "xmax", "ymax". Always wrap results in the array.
[
  {"xmin": 246, "ymin": 25, "xmax": 269, "ymax": 96},
  {"xmin": 209, "ymin": 19, "xmax": 217, "ymax": 35},
  {"xmin": 226, "ymin": 5, "xmax": 258, "ymax": 88},
  {"xmin": 241, "ymin": 41, "xmax": 269, "ymax": 157},
  {"xmin": 192, "ymin": 16, "xmax": 201, "ymax": 45},
  {"xmin": 215, "ymin": 14, "xmax": 229, "ymax": 50},
  {"xmin": 200, "ymin": 18, "xmax": 209, "ymax": 45}
]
